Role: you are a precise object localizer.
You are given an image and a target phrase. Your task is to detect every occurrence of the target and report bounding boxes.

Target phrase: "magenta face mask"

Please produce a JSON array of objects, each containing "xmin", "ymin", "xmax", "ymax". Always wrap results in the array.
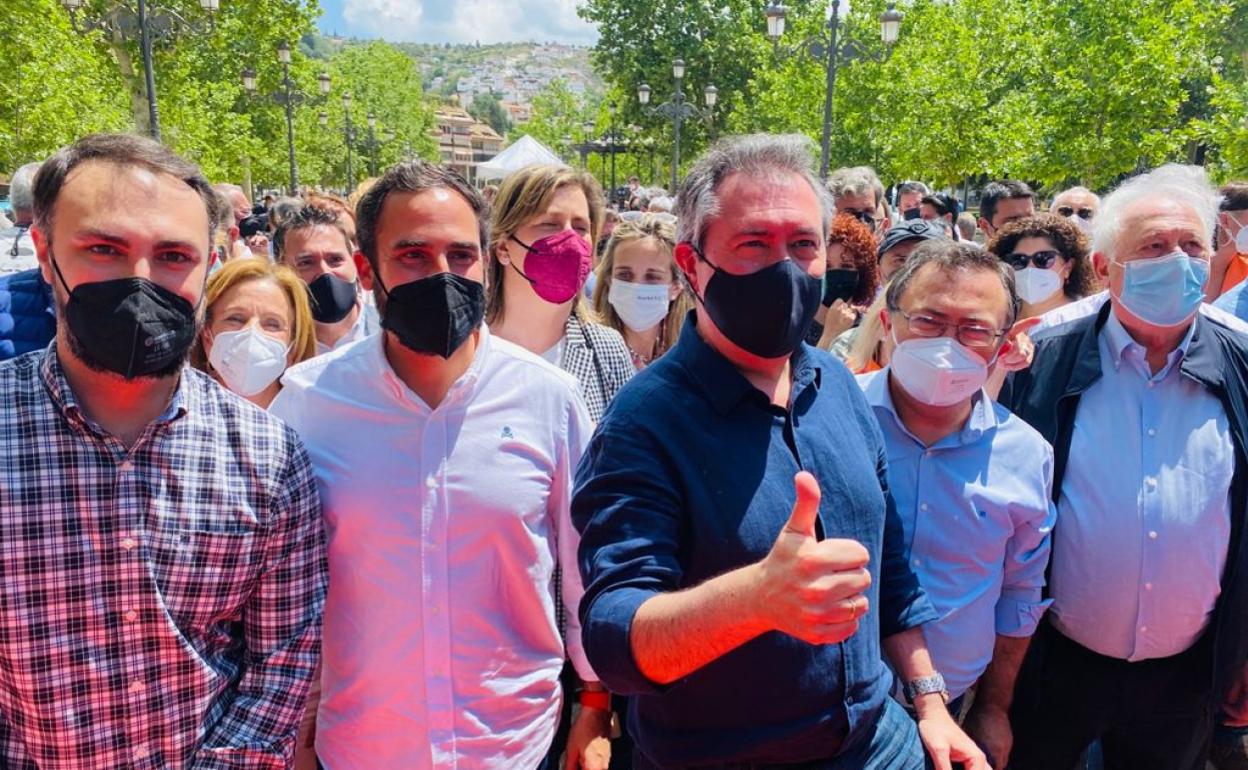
[{"xmin": 508, "ymin": 229, "xmax": 593, "ymax": 305}]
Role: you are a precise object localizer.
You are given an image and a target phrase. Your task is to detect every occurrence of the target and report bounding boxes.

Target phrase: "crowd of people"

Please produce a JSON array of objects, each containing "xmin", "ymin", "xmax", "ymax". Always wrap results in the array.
[{"xmin": 1, "ymin": 129, "xmax": 1248, "ymax": 770}]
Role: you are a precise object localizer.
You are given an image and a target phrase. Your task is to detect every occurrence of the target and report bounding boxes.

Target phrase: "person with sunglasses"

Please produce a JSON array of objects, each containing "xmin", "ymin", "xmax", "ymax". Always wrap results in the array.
[
  {"xmin": 988, "ymin": 214, "xmax": 1099, "ymax": 320},
  {"xmin": 1050, "ymin": 186, "xmax": 1101, "ymax": 234},
  {"xmin": 828, "ymin": 165, "xmax": 891, "ymax": 239}
]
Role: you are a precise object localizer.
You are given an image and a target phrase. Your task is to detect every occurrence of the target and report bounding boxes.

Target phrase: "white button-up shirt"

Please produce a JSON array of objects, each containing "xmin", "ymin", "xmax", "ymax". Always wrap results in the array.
[
  {"xmin": 1051, "ymin": 312, "xmax": 1233, "ymax": 661},
  {"xmin": 315, "ymin": 300, "xmax": 380, "ymax": 356},
  {"xmin": 271, "ymin": 326, "xmax": 597, "ymax": 770}
]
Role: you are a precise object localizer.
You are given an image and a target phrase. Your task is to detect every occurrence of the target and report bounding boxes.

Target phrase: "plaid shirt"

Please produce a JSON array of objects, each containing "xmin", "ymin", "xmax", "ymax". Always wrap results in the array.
[{"xmin": 0, "ymin": 345, "xmax": 328, "ymax": 770}]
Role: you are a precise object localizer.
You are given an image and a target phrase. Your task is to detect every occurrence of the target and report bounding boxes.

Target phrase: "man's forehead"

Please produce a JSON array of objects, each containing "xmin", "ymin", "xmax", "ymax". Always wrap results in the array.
[
  {"xmin": 711, "ymin": 171, "xmax": 822, "ymax": 228},
  {"xmin": 61, "ymin": 160, "xmax": 202, "ymax": 213},
  {"xmin": 1121, "ymin": 197, "xmax": 1204, "ymax": 232},
  {"xmin": 289, "ymin": 224, "xmax": 351, "ymax": 254}
]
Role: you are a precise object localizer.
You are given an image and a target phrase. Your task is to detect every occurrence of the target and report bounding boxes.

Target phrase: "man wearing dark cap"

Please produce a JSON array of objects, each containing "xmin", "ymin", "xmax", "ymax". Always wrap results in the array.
[{"xmin": 879, "ymin": 220, "xmax": 949, "ymax": 282}]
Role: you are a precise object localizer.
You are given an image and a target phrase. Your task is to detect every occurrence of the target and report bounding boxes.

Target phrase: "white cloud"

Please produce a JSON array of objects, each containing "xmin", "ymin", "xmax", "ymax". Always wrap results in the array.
[{"xmin": 340, "ymin": 0, "xmax": 599, "ymax": 45}]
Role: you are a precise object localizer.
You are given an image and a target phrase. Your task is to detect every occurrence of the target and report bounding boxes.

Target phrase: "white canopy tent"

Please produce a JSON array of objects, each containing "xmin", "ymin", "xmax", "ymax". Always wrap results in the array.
[{"xmin": 475, "ymin": 135, "xmax": 566, "ymax": 182}]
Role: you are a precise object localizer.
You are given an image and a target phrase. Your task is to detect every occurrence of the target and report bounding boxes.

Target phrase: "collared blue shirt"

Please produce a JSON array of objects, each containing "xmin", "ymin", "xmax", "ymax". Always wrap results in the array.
[
  {"xmin": 1052, "ymin": 311, "xmax": 1233, "ymax": 661},
  {"xmin": 857, "ymin": 370, "xmax": 1055, "ymax": 698},
  {"xmin": 573, "ymin": 315, "xmax": 935, "ymax": 767}
]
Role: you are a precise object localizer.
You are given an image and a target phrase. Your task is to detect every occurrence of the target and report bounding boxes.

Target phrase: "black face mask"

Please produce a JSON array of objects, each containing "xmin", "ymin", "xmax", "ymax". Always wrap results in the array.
[
  {"xmin": 307, "ymin": 273, "xmax": 358, "ymax": 323},
  {"xmin": 377, "ymin": 272, "xmax": 485, "ymax": 358},
  {"xmin": 50, "ymin": 255, "xmax": 198, "ymax": 379},
  {"xmin": 691, "ymin": 245, "xmax": 822, "ymax": 359}
]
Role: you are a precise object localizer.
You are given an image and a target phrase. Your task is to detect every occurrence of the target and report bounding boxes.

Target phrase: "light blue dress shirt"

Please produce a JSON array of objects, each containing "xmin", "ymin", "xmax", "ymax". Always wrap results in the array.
[
  {"xmin": 1051, "ymin": 311, "xmax": 1233, "ymax": 661},
  {"xmin": 858, "ymin": 370, "xmax": 1056, "ymax": 698}
]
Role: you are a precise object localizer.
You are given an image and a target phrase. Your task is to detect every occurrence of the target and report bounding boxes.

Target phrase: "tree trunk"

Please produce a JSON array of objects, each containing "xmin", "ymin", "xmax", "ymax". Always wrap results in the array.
[{"xmin": 108, "ymin": 34, "xmax": 150, "ymax": 136}]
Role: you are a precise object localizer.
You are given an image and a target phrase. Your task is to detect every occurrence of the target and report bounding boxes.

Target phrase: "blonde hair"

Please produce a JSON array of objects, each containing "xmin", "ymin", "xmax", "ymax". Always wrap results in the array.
[
  {"xmin": 191, "ymin": 258, "xmax": 318, "ymax": 371},
  {"xmin": 845, "ymin": 291, "xmax": 890, "ymax": 373},
  {"xmin": 591, "ymin": 214, "xmax": 691, "ymax": 357},
  {"xmin": 486, "ymin": 164, "xmax": 604, "ymax": 324}
]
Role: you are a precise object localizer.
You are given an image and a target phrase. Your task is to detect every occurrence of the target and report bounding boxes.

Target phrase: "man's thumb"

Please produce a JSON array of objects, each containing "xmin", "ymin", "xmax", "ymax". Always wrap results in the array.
[{"xmin": 782, "ymin": 471, "xmax": 821, "ymax": 538}]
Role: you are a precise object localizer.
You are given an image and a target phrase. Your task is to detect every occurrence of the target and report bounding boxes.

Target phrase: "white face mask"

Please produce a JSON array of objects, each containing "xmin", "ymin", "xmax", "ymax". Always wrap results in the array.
[
  {"xmin": 889, "ymin": 333, "xmax": 991, "ymax": 407},
  {"xmin": 1015, "ymin": 266, "xmax": 1064, "ymax": 305},
  {"xmin": 1231, "ymin": 213, "xmax": 1248, "ymax": 254},
  {"xmin": 608, "ymin": 278, "xmax": 672, "ymax": 332},
  {"xmin": 208, "ymin": 325, "xmax": 291, "ymax": 397}
]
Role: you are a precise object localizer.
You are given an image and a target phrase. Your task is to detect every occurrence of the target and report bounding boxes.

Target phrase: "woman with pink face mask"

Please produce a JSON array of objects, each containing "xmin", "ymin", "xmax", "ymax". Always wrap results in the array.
[{"xmin": 487, "ymin": 164, "xmax": 634, "ymax": 422}]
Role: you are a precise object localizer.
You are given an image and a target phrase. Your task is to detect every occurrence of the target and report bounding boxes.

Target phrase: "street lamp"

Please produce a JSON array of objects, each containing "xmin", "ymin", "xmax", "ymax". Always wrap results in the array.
[
  {"xmin": 61, "ymin": 0, "xmax": 219, "ymax": 141},
  {"xmin": 637, "ymin": 58, "xmax": 716, "ymax": 192},
  {"xmin": 366, "ymin": 112, "xmax": 379, "ymax": 177},
  {"xmin": 243, "ymin": 41, "xmax": 326, "ymax": 194},
  {"xmin": 318, "ymin": 111, "xmax": 328, "ymax": 127},
  {"xmin": 765, "ymin": 0, "xmax": 904, "ymax": 179},
  {"xmin": 342, "ymin": 92, "xmax": 355, "ymax": 190}
]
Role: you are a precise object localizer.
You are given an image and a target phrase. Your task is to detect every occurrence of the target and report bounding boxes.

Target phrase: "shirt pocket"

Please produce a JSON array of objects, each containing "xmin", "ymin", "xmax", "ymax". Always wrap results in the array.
[{"xmin": 148, "ymin": 528, "xmax": 263, "ymax": 634}]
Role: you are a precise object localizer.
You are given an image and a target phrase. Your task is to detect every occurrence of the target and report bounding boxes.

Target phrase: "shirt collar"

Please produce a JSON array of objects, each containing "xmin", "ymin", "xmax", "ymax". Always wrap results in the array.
[
  {"xmin": 1102, "ymin": 308, "xmax": 1197, "ymax": 376},
  {"xmin": 865, "ymin": 366, "xmax": 997, "ymax": 446},
  {"xmin": 671, "ymin": 312, "xmax": 821, "ymax": 415},
  {"xmin": 372, "ymin": 325, "xmax": 490, "ymax": 411},
  {"xmin": 39, "ymin": 341, "xmax": 190, "ymax": 435}
]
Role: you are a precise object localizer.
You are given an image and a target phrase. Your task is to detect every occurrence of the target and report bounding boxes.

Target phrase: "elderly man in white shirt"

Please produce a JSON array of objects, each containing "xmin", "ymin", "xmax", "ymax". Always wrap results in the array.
[{"xmin": 271, "ymin": 161, "xmax": 611, "ymax": 770}]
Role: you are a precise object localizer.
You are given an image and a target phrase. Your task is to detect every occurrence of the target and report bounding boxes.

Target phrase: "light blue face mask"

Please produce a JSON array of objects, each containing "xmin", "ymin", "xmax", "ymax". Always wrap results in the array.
[{"xmin": 1113, "ymin": 250, "xmax": 1209, "ymax": 328}]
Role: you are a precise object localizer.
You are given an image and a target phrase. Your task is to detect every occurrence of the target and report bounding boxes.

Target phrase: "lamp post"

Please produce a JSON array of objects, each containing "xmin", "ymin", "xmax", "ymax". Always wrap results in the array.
[
  {"xmin": 243, "ymin": 43, "xmax": 330, "ymax": 194},
  {"xmin": 342, "ymin": 91, "xmax": 355, "ymax": 191},
  {"xmin": 765, "ymin": 0, "xmax": 903, "ymax": 179},
  {"xmin": 61, "ymin": 0, "xmax": 219, "ymax": 141},
  {"xmin": 366, "ymin": 113, "xmax": 378, "ymax": 177},
  {"xmin": 637, "ymin": 59, "xmax": 717, "ymax": 192}
]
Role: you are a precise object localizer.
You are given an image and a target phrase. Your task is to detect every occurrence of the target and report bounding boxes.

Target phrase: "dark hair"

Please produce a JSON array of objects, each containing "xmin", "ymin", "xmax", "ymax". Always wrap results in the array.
[
  {"xmin": 920, "ymin": 193, "xmax": 958, "ymax": 217},
  {"xmin": 885, "ymin": 239, "xmax": 1018, "ymax": 329},
  {"xmin": 897, "ymin": 181, "xmax": 930, "ymax": 197},
  {"xmin": 273, "ymin": 204, "xmax": 353, "ymax": 262},
  {"xmin": 355, "ymin": 160, "xmax": 487, "ymax": 273},
  {"xmin": 986, "ymin": 213, "xmax": 1097, "ymax": 301},
  {"xmin": 1221, "ymin": 182, "xmax": 1248, "ymax": 212},
  {"xmin": 828, "ymin": 213, "xmax": 880, "ymax": 306},
  {"xmin": 33, "ymin": 133, "xmax": 220, "ymax": 240},
  {"xmin": 980, "ymin": 180, "xmax": 1035, "ymax": 226}
]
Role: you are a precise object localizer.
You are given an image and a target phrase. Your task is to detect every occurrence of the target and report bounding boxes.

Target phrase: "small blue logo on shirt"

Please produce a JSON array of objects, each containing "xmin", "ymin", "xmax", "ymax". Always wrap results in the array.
[{"xmin": 501, "ymin": 426, "xmax": 514, "ymax": 439}]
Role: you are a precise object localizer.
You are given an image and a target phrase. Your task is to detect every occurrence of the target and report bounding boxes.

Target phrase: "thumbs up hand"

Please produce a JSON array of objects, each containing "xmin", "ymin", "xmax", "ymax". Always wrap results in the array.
[{"xmin": 752, "ymin": 471, "xmax": 872, "ymax": 645}]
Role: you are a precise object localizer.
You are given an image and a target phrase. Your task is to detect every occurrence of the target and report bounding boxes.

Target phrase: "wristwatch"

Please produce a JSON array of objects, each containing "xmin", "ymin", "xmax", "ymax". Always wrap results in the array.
[{"xmin": 902, "ymin": 673, "xmax": 949, "ymax": 704}]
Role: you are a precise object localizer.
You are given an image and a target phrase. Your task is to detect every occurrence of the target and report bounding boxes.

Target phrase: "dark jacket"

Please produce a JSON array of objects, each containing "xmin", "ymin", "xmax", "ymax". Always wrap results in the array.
[
  {"xmin": 1001, "ymin": 302, "xmax": 1248, "ymax": 700},
  {"xmin": 0, "ymin": 269, "xmax": 56, "ymax": 361}
]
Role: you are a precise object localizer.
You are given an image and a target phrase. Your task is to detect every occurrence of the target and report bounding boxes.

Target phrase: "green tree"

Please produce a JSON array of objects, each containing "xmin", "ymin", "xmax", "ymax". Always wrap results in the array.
[
  {"xmin": 510, "ymin": 79, "xmax": 591, "ymax": 161},
  {"xmin": 0, "ymin": 0, "xmax": 131, "ymax": 172},
  {"xmin": 468, "ymin": 91, "xmax": 513, "ymax": 136}
]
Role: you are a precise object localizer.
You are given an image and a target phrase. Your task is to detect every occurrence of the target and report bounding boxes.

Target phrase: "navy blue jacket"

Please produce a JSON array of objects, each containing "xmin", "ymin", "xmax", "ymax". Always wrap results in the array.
[
  {"xmin": 0, "ymin": 269, "xmax": 56, "ymax": 361},
  {"xmin": 1002, "ymin": 302, "xmax": 1248, "ymax": 699}
]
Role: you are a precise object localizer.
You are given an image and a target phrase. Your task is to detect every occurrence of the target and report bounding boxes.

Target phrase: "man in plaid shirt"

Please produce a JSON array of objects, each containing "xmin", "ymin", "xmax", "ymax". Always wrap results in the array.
[{"xmin": 0, "ymin": 133, "xmax": 328, "ymax": 769}]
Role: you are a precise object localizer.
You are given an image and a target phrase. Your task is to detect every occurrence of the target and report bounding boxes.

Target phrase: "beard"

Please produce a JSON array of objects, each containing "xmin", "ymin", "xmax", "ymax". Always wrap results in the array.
[{"xmin": 49, "ymin": 247, "xmax": 200, "ymax": 381}]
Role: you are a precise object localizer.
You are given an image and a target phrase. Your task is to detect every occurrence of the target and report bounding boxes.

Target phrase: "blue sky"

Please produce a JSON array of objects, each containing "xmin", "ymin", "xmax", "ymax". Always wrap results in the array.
[{"xmin": 316, "ymin": 0, "xmax": 600, "ymax": 45}]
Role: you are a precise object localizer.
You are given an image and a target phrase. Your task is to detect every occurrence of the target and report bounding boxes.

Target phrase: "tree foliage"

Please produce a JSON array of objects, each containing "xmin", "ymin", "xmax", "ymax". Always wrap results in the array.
[{"xmin": 468, "ymin": 91, "xmax": 513, "ymax": 137}]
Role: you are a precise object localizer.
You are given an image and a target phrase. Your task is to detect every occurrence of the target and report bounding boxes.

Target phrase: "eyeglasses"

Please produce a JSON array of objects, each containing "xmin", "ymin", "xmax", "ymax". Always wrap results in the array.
[
  {"xmin": 1056, "ymin": 206, "xmax": 1095, "ymax": 220},
  {"xmin": 1002, "ymin": 249, "xmax": 1062, "ymax": 270},
  {"xmin": 892, "ymin": 308, "xmax": 1007, "ymax": 348}
]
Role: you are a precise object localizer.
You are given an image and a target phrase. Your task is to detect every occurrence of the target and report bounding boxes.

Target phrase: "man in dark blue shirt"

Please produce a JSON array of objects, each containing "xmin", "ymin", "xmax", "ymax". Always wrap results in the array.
[{"xmin": 573, "ymin": 134, "xmax": 987, "ymax": 770}]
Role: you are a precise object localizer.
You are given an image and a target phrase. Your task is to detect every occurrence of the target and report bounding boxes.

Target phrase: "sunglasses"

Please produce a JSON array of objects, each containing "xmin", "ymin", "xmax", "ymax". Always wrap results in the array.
[
  {"xmin": 1056, "ymin": 206, "xmax": 1095, "ymax": 220},
  {"xmin": 847, "ymin": 210, "xmax": 877, "ymax": 229},
  {"xmin": 1003, "ymin": 250, "xmax": 1062, "ymax": 270}
]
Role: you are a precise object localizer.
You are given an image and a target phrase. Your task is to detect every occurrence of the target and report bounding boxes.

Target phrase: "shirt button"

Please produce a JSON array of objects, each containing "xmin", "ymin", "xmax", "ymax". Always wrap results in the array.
[
  {"xmin": 1146, "ymin": 477, "xmax": 1158, "ymax": 489},
  {"xmin": 920, "ymin": 503, "xmax": 930, "ymax": 512},
  {"xmin": 124, "ymin": 609, "xmax": 138, "ymax": 622},
  {"xmin": 121, "ymin": 537, "xmax": 137, "ymax": 551},
  {"xmin": 1140, "ymin": 626, "xmax": 1149, "ymax": 633},
  {"xmin": 1144, "ymin": 582, "xmax": 1154, "ymax": 591},
  {"xmin": 129, "ymin": 679, "xmax": 145, "ymax": 694},
  {"xmin": 118, "ymin": 460, "xmax": 133, "ymax": 472},
  {"xmin": 426, "ymin": 477, "xmax": 437, "ymax": 489},
  {"xmin": 1149, "ymin": 531, "xmax": 1159, "ymax": 540},
  {"xmin": 134, "ymin": 746, "xmax": 149, "ymax": 760},
  {"xmin": 1147, "ymin": 428, "xmax": 1157, "ymax": 437}
]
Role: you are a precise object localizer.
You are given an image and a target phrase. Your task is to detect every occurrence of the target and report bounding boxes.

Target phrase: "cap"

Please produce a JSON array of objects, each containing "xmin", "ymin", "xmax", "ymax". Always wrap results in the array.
[
  {"xmin": 878, "ymin": 219, "xmax": 948, "ymax": 259},
  {"xmin": 239, "ymin": 214, "xmax": 268, "ymax": 238}
]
